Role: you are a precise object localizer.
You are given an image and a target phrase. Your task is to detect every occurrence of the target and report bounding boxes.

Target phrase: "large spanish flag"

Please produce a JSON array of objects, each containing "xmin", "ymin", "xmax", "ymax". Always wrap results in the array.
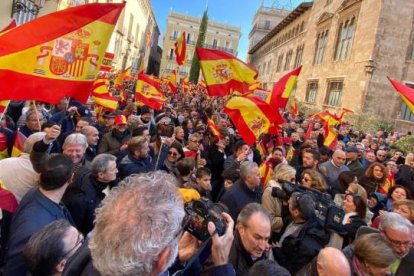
[
  {"xmin": 136, "ymin": 73, "xmax": 167, "ymax": 110},
  {"xmin": 0, "ymin": 3, "xmax": 125, "ymax": 104},
  {"xmin": 388, "ymin": 77, "xmax": 414, "ymax": 114},
  {"xmin": 267, "ymin": 66, "xmax": 302, "ymax": 109},
  {"xmin": 224, "ymin": 96, "xmax": 284, "ymax": 146},
  {"xmin": 174, "ymin": 32, "xmax": 186, "ymax": 66},
  {"xmin": 196, "ymin": 48, "xmax": 258, "ymax": 97}
]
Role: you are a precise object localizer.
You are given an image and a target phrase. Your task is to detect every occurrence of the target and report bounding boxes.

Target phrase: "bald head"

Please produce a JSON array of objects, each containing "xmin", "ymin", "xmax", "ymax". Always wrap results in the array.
[
  {"xmin": 80, "ymin": 125, "xmax": 99, "ymax": 147},
  {"xmin": 332, "ymin": 149, "xmax": 346, "ymax": 167},
  {"xmin": 317, "ymin": 247, "xmax": 350, "ymax": 276}
]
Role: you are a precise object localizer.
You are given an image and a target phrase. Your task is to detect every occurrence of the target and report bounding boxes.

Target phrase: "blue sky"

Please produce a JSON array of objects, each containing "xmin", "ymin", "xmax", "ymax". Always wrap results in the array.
[{"xmin": 151, "ymin": 0, "xmax": 304, "ymax": 61}]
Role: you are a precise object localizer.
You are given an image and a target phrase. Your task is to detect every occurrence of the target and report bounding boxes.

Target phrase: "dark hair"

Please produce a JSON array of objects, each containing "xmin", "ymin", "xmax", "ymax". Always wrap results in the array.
[
  {"xmin": 41, "ymin": 120, "xmax": 58, "ymax": 131},
  {"xmin": 169, "ymin": 142, "xmax": 185, "ymax": 161},
  {"xmin": 132, "ymin": 126, "xmax": 149, "ymax": 137},
  {"xmin": 272, "ymin": 147, "xmax": 284, "ymax": 155},
  {"xmin": 40, "ymin": 155, "xmax": 74, "ymax": 190},
  {"xmin": 222, "ymin": 169, "xmax": 240, "ymax": 182},
  {"xmin": 319, "ymin": 146, "xmax": 333, "ymax": 157},
  {"xmin": 233, "ymin": 140, "xmax": 247, "ymax": 154},
  {"xmin": 338, "ymin": 171, "xmax": 357, "ymax": 190},
  {"xmin": 303, "ymin": 148, "xmax": 320, "ymax": 161},
  {"xmin": 346, "ymin": 194, "xmax": 367, "ymax": 219},
  {"xmin": 22, "ymin": 220, "xmax": 72, "ymax": 276},
  {"xmin": 387, "ymin": 185, "xmax": 411, "ymax": 200},
  {"xmin": 176, "ymin": 158, "xmax": 195, "ymax": 177},
  {"xmin": 196, "ymin": 167, "xmax": 211, "ymax": 179},
  {"xmin": 248, "ymin": 259, "xmax": 290, "ymax": 276}
]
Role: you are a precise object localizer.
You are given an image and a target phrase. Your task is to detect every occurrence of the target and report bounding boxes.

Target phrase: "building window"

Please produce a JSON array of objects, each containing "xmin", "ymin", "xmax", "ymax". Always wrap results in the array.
[
  {"xmin": 265, "ymin": 20, "xmax": 270, "ymax": 29},
  {"xmin": 213, "ymin": 39, "xmax": 218, "ymax": 49},
  {"xmin": 306, "ymin": 82, "xmax": 318, "ymax": 103},
  {"xmin": 294, "ymin": 45, "xmax": 304, "ymax": 68},
  {"xmin": 284, "ymin": 49, "xmax": 293, "ymax": 71},
  {"xmin": 276, "ymin": 54, "xmax": 284, "ymax": 72},
  {"xmin": 325, "ymin": 81, "xmax": 343, "ymax": 106},
  {"xmin": 314, "ymin": 31, "xmax": 328, "ymax": 64},
  {"xmin": 186, "ymin": 33, "xmax": 191, "ymax": 43},
  {"xmin": 267, "ymin": 60, "xmax": 272, "ymax": 75},
  {"xmin": 168, "ymin": 49, "xmax": 174, "ymax": 59},
  {"xmin": 173, "ymin": 31, "xmax": 179, "ymax": 40},
  {"xmin": 335, "ymin": 18, "xmax": 355, "ymax": 60}
]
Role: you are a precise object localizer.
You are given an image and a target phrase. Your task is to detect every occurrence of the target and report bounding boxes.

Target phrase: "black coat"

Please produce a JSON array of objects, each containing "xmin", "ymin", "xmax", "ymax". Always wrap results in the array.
[
  {"xmin": 220, "ymin": 178, "xmax": 261, "ymax": 222},
  {"xmin": 334, "ymin": 215, "xmax": 367, "ymax": 247},
  {"xmin": 273, "ymin": 217, "xmax": 329, "ymax": 274},
  {"xmin": 63, "ymin": 174, "xmax": 116, "ymax": 235}
]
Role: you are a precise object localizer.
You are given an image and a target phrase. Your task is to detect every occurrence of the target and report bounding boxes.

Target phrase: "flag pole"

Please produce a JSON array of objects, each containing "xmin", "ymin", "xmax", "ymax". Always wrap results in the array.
[
  {"xmin": 154, "ymin": 141, "xmax": 164, "ymax": 171},
  {"xmin": 32, "ymin": 100, "xmax": 42, "ymax": 130}
]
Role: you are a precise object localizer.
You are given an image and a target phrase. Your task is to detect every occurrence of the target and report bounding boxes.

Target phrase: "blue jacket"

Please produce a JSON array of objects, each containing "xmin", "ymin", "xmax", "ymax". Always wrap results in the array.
[{"xmin": 3, "ymin": 188, "xmax": 74, "ymax": 276}]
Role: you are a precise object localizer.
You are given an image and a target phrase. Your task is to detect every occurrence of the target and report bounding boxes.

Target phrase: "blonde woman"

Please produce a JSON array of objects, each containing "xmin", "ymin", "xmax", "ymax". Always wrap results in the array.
[
  {"xmin": 301, "ymin": 169, "xmax": 328, "ymax": 193},
  {"xmin": 262, "ymin": 163, "xmax": 296, "ymax": 238}
]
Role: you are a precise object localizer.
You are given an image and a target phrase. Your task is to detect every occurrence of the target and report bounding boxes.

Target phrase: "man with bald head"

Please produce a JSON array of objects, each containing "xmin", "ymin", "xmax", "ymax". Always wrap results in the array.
[
  {"xmin": 319, "ymin": 149, "xmax": 350, "ymax": 196},
  {"xmin": 296, "ymin": 247, "xmax": 351, "ymax": 276},
  {"xmin": 80, "ymin": 125, "xmax": 99, "ymax": 162}
]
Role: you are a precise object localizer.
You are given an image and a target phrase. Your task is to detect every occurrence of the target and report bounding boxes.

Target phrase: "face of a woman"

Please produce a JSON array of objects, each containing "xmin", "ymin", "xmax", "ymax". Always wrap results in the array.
[
  {"xmin": 373, "ymin": 166, "xmax": 384, "ymax": 180},
  {"xmin": 343, "ymin": 195, "xmax": 356, "ymax": 213},
  {"xmin": 393, "ymin": 204, "xmax": 412, "ymax": 221},
  {"xmin": 391, "ymin": 188, "xmax": 407, "ymax": 201},
  {"xmin": 364, "ymin": 263, "xmax": 390, "ymax": 276},
  {"xmin": 167, "ymin": 148, "xmax": 180, "ymax": 163},
  {"xmin": 186, "ymin": 121, "xmax": 193, "ymax": 129},
  {"xmin": 176, "ymin": 129, "xmax": 185, "ymax": 140},
  {"xmin": 301, "ymin": 173, "xmax": 313, "ymax": 188}
]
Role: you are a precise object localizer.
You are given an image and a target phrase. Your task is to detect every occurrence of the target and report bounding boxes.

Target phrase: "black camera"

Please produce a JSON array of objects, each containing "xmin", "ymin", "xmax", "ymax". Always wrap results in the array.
[
  {"xmin": 184, "ymin": 197, "xmax": 227, "ymax": 241},
  {"xmin": 272, "ymin": 180, "xmax": 345, "ymax": 231}
]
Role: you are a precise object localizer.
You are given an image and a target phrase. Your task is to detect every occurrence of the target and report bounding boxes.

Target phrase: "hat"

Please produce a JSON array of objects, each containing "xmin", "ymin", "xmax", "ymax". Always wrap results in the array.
[
  {"xmin": 114, "ymin": 115, "xmax": 127, "ymax": 125},
  {"xmin": 283, "ymin": 137, "xmax": 292, "ymax": 145},
  {"xmin": 344, "ymin": 146, "xmax": 359, "ymax": 153},
  {"xmin": 102, "ymin": 111, "xmax": 116, "ymax": 119}
]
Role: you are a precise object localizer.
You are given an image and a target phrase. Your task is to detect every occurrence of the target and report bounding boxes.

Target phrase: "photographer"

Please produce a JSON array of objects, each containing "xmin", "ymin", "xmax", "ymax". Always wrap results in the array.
[
  {"xmin": 85, "ymin": 172, "xmax": 235, "ymax": 275},
  {"xmin": 273, "ymin": 192, "xmax": 329, "ymax": 274}
]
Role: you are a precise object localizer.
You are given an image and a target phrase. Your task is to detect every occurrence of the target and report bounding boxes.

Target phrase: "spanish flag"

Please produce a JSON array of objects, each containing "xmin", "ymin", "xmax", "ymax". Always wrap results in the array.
[
  {"xmin": 174, "ymin": 32, "xmax": 186, "ymax": 66},
  {"xmin": 114, "ymin": 66, "xmax": 131, "ymax": 88},
  {"xmin": 267, "ymin": 66, "xmax": 302, "ymax": 109},
  {"xmin": 259, "ymin": 160, "xmax": 272, "ymax": 190},
  {"xmin": 0, "ymin": 3, "xmax": 125, "ymax": 104},
  {"xmin": 196, "ymin": 48, "xmax": 258, "ymax": 97},
  {"xmin": 168, "ymin": 70, "xmax": 177, "ymax": 94},
  {"xmin": 0, "ymin": 19, "xmax": 16, "ymax": 33},
  {"xmin": 11, "ymin": 130, "xmax": 26, "ymax": 157},
  {"xmin": 291, "ymin": 98, "xmax": 299, "ymax": 118},
  {"xmin": 207, "ymin": 117, "xmax": 222, "ymax": 139},
  {"xmin": 317, "ymin": 111, "xmax": 339, "ymax": 149},
  {"xmin": 388, "ymin": 77, "xmax": 414, "ymax": 114},
  {"xmin": 136, "ymin": 73, "xmax": 167, "ymax": 110},
  {"xmin": 224, "ymin": 96, "xmax": 284, "ymax": 146},
  {"xmin": 93, "ymin": 94, "xmax": 118, "ymax": 112},
  {"xmin": 0, "ymin": 101, "xmax": 9, "ymax": 113}
]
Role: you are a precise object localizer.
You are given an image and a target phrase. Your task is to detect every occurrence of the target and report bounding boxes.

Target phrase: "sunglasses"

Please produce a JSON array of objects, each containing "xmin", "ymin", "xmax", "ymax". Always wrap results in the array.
[
  {"xmin": 302, "ymin": 177, "xmax": 311, "ymax": 182},
  {"xmin": 168, "ymin": 151, "xmax": 178, "ymax": 156}
]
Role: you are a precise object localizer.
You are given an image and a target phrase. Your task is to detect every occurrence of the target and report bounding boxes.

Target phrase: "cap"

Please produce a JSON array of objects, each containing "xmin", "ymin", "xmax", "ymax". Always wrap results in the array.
[
  {"xmin": 115, "ymin": 115, "xmax": 127, "ymax": 125},
  {"xmin": 102, "ymin": 111, "xmax": 116, "ymax": 119},
  {"xmin": 344, "ymin": 146, "xmax": 359, "ymax": 153}
]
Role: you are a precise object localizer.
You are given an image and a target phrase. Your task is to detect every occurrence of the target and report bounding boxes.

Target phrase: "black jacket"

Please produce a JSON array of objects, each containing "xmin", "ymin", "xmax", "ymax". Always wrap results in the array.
[
  {"xmin": 63, "ymin": 174, "xmax": 116, "ymax": 235},
  {"xmin": 220, "ymin": 178, "xmax": 261, "ymax": 222},
  {"xmin": 229, "ymin": 231, "xmax": 265, "ymax": 276},
  {"xmin": 273, "ymin": 217, "xmax": 329, "ymax": 274},
  {"xmin": 334, "ymin": 215, "xmax": 367, "ymax": 247}
]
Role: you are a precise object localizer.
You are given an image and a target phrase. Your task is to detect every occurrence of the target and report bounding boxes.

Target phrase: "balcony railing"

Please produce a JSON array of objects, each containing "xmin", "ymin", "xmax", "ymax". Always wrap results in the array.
[{"xmin": 203, "ymin": 44, "xmax": 234, "ymax": 54}]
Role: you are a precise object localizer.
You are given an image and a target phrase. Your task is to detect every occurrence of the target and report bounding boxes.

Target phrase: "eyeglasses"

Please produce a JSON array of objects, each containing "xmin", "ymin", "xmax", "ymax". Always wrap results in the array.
[
  {"xmin": 61, "ymin": 232, "xmax": 84, "ymax": 261},
  {"xmin": 382, "ymin": 230, "xmax": 411, "ymax": 248},
  {"xmin": 302, "ymin": 177, "xmax": 311, "ymax": 182},
  {"xmin": 168, "ymin": 151, "xmax": 178, "ymax": 156}
]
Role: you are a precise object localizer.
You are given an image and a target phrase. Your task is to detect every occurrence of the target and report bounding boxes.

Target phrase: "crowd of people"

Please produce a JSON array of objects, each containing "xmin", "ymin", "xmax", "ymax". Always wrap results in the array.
[{"xmin": 0, "ymin": 76, "xmax": 413, "ymax": 276}]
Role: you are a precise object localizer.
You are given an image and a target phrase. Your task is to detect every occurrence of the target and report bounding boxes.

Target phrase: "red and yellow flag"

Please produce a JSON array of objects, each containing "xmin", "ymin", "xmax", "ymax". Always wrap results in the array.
[
  {"xmin": 0, "ymin": 19, "xmax": 16, "ymax": 33},
  {"xmin": 0, "ymin": 101, "xmax": 9, "ymax": 113},
  {"xmin": 136, "ymin": 73, "xmax": 167, "ymax": 110},
  {"xmin": 388, "ymin": 77, "xmax": 414, "ymax": 114},
  {"xmin": 174, "ymin": 32, "xmax": 186, "ymax": 66},
  {"xmin": 196, "ymin": 48, "xmax": 258, "ymax": 97},
  {"xmin": 0, "ymin": 3, "xmax": 125, "ymax": 104},
  {"xmin": 291, "ymin": 98, "xmax": 298, "ymax": 118},
  {"xmin": 267, "ymin": 66, "xmax": 302, "ymax": 109},
  {"xmin": 207, "ymin": 117, "xmax": 222, "ymax": 139},
  {"xmin": 317, "ymin": 111, "xmax": 339, "ymax": 149},
  {"xmin": 224, "ymin": 96, "xmax": 284, "ymax": 146},
  {"xmin": 12, "ymin": 130, "xmax": 26, "ymax": 157},
  {"xmin": 259, "ymin": 160, "xmax": 272, "ymax": 189},
  {"xmin": 168, "ymin": 70, "xmax": 177, "ymax": 94},
  {"xmin": 114, "ymin": 66, "xmax": 131, "ymax": 88}
]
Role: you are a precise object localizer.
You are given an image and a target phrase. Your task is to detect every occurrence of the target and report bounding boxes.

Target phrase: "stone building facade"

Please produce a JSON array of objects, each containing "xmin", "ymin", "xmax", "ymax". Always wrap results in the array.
[
  {"xmin": 248, "ymin": 5, "xmax": 289, "ymax": 52},
  {"xmin": 160, "ymin": 11, "xmax": 241, "ymax": 79},
  {"xmin": 248, "ymin": 0, "xmax": 414, "ymax": 131}
]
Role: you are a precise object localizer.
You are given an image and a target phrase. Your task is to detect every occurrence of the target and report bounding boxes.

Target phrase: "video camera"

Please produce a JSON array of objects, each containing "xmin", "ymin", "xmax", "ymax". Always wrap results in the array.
[
  {"xmin": 184, "ymin": 197, "xmax": 227, "ymax": 241},
  {"xmin": 272, "ymin": 180, "xmax": 345, "ymax": 231}
]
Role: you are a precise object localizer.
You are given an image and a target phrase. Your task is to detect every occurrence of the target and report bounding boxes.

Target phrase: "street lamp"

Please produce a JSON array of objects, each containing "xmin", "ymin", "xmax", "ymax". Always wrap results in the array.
[{"xmin": 11, "ymin": 0, "xmax": 41, "ymax": 17}]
